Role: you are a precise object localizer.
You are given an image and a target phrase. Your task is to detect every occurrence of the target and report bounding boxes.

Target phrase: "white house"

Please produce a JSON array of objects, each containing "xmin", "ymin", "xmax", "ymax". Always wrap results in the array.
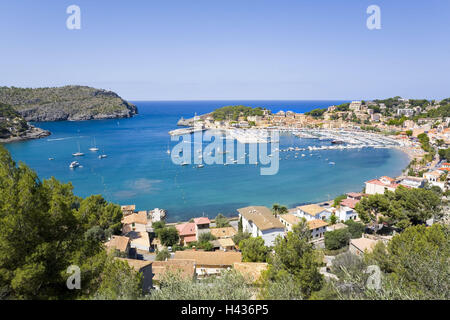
[
  {"xmin": 308, "ymin": 219, "xmax": 328, "ymax": 239},
  {"xmin": 292, "ymin": 204, "xmax": 332, "ymax": 221},
  {"xmin": 423, "ymin": 170, "xmax": 446, "ymax": 191},
  {"xmin": 335, "ymin": 198, "xmax": 359, "ymax": 222},
  {"xmin": 365, "ymin": 176, "xmax": 399, "ymax": 195},
  {"xmin": 398, "ymin": 176, "xmax": 426, "ymax": 189},
  {"xmin": 237, "ymin": 206, "xmax": 285, "ymax": 247},
  {"xmin": 279, "ymin": 213, "xmax": 301, "ymax": 232}
]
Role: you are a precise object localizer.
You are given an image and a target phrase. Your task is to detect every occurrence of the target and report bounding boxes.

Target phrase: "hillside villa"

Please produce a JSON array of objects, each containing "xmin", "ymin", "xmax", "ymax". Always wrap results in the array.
[
  {"xmin": 237, "ymin": 206, "xmax": 285, "ymax": 246},
  {"xmin": 292, "ymin": 204, "xmax": 331, "ymax": 221}
]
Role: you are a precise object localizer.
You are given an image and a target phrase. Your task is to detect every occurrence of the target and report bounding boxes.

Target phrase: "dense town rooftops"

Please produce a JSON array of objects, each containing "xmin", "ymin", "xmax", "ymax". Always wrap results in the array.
[{"xmin": 237, "ymin": 206, "xmax": 284, "ymax": 231}]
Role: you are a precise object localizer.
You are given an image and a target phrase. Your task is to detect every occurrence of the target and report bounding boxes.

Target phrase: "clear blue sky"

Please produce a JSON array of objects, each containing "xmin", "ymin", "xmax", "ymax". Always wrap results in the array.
[{"xmin": 1, "ymin": 0, "xmax": 449, "ymax": 100}]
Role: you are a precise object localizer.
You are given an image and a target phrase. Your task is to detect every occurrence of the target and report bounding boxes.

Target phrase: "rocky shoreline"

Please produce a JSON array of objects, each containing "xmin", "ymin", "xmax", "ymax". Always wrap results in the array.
[{"xmin": 0, "ymin": 126, "xmax": 50, "ymax": 143}]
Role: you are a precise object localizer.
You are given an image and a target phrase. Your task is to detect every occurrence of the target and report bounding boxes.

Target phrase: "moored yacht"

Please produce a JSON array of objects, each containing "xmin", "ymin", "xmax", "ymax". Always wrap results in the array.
[{"xmin": 69, "ymin": 161, "xmax": 80, "ymax": 169}]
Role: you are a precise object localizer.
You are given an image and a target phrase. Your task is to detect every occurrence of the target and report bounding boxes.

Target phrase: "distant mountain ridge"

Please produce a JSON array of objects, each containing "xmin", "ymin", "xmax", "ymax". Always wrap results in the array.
[{"xmin": 0, "ymin": 85, "xmax": 138, "ymax": 121}]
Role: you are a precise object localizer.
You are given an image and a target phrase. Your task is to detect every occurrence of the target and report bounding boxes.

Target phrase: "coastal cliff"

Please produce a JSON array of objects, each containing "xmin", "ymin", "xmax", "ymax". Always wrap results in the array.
[
  {"xmin": 0, "ymin": 103, "xmax": 50, "ymax": 143},
  {"xmin": 0, "ymin": 85, "xmax": 138, "ymax": 122}
]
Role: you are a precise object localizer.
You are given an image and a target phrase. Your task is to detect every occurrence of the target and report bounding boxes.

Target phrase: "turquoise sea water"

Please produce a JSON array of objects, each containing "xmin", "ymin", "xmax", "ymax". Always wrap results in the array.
[{"xmin": 4, "ymin": 101, "xmax": 410, "ymax": 222}]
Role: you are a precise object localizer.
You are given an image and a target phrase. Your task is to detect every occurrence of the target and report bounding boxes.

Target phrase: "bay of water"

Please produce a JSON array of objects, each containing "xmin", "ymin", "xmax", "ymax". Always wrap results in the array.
[{"xmin": 4, "ymin": 101, "xmax": 409, "ymax": 222}]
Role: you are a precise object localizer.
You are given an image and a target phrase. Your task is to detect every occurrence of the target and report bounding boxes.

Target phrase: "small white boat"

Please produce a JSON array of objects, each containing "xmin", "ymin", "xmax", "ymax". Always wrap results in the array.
[
  {"xmin": 73, "ymin": 142, "xmax": 84, "ymax": 156},
  {"xmin": 89, "ymin": 138, "xmax": 99, "ymax": 151},
  {"xmin": 98, "ymin": 154, "xmax": 108, "ymax": 159},
  {"xmin": 329, "ymin": 162, "xmax": 336, "ymax": 165},
  {"xmin": 48, "ymin": 157, "xmax": 54, "ymax": 161},
  {"xmin": 166, "ymin": 149, "xmax": 171, "ymax": 154},
  {"xmin": 197, "ymin": 164, "xmax": 205, "ymax": 168},
  {"xmin": 181, "ymin": 162, "xmax": 188, "ymax": 166},
  {"xmin": 72, "ymin": 152, "xmax": 84, "ymax": 157},
  {"xmin": 69, "ymin": 161, "xmax": 80, "ymax": 169},
  {"xmin": 233, "ymin": 160, "xmax": 238, "ymax": 164},
  {"xmin": 301, "ymin": 154, "xmax": 305, "ymax": 157}
]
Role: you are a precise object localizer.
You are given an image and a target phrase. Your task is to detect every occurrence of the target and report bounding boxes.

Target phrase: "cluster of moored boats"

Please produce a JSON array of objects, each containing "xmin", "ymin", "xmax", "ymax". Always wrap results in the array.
[
  {"xmin": 175, "ymin": 148, "xmax": 260, "ymax": 168},
  {"xmin": 48, "ymin": 139, "xmax": 108, "ymax": 170}
]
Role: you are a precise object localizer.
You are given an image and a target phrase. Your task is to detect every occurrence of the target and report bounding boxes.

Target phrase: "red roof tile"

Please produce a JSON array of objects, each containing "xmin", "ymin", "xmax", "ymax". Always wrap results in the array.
[
  {"xmin": 194, "ymin": 217, "xmax": 210, "ymax": 225},
  {"xmin": 175, "ymin": 223, "xmax": 196, "ymax": 237},
  {"xmin": 340, "ymin": 198, "xmax": 359, "ymax": 209}
]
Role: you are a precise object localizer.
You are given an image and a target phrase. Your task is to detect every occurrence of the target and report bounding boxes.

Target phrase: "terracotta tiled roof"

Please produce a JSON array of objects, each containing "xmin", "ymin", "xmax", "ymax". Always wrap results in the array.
[
  {"xmin": 152, "ymin": 259, "xmax": 195, "ymax": 281},
  {"xmin": 122, "ymin": 211, "xmax": 147, "ymax": 225},
  {"xmin": 217, "ymin": 238, "xmax": 235, "ymax": 248},
  {"xmin": 173, "ymin": 250, "xmax": 242, "ymax": 267},
  {"xmin": 365, "ymin": 179, "xmax": 399, "ymax": 188},
  {"xmin": 340, "ymin": 198, "xmax": 359, "ymax": 209},
  {"xmin": 346, "ymin": 192, "xmax": 363, "ymax": 199},
  {"xmin": 298, "ymin": 204, "xmax": 326, "ymax": 216},
  {"xmin": 279, "ymin": 213, "xmax": 301, "ymax": 226},
  {"xmin": 237, "ymin": 206, "xmax": 284, "ymax": 231},
  {"xmin": 307, "ymin": 219, "xmax": 328, "ymax": 230},
  {"xmin": 116, "ymin": 258, "xmax": 152, "ymax": 272},
  {"xmin": 104, "ymin": 235, "xmax": 130, "ymax": 252},
  {"xmin": 194, "ymin": 217, "xmax": 210, "ymax": 225},
  {"xmin": 175, "ymin": 222, "xmax": 196, "ymax": 237},
  {"xmin": 210, "ymin": 227, "xmax": 237, "ymax": 239}
]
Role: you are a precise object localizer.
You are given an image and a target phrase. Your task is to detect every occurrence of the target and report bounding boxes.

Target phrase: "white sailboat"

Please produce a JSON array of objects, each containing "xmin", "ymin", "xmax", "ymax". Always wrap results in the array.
[
  {"xmin": 89, "ymin": 138, "xmax": 99, "ymax": 151},
  {"xmin": 72, "ymin": 142, "xmax": 84, "ymax": 156}
]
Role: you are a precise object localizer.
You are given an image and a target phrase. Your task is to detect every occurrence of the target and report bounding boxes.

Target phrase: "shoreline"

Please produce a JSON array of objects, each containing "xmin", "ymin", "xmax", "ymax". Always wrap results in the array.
[{"xmin": 0, "ymin": 126, "xmax": 51, "ymax": 144}]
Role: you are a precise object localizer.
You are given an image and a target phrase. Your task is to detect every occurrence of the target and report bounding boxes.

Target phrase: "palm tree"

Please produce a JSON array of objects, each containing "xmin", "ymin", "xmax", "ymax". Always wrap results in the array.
[
  {"xmin": 271, "ymin": 203, "xmax": 281, "ymax": 217},
  {"xmin": 272, "ymin": 203, "xmax": 288, "ymax": 217},
  {"xmin": 278, "ymin": 206, "xmax": 288, "ymax": 215}
]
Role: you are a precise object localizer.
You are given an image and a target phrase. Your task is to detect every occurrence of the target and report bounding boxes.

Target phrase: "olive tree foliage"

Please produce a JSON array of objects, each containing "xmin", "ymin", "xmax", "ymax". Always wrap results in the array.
[
  {"xmin": 326, "ymin": 224, "xmax": 450, "ymax": 300},
  {"xmin": 0, "ymin": 146, "xmax": 124, "ymax": 300},
  {"xmin": 355, "ymin": 187, "xmax": 443, "ymax": 229},
  {"xmin": 147, "ymin": 269, "xmax": 253, "ymax": 300},
  {"xmin": 91, "ymin": 257, "xmax": 143, "ymax": 300},
  {"xmin": 263, "ymin": 219, "xmax": 323, "ymax": 299},
  {"xmin": 259, "ymin": 273, "xmax": 304, "ymax": 300}
]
